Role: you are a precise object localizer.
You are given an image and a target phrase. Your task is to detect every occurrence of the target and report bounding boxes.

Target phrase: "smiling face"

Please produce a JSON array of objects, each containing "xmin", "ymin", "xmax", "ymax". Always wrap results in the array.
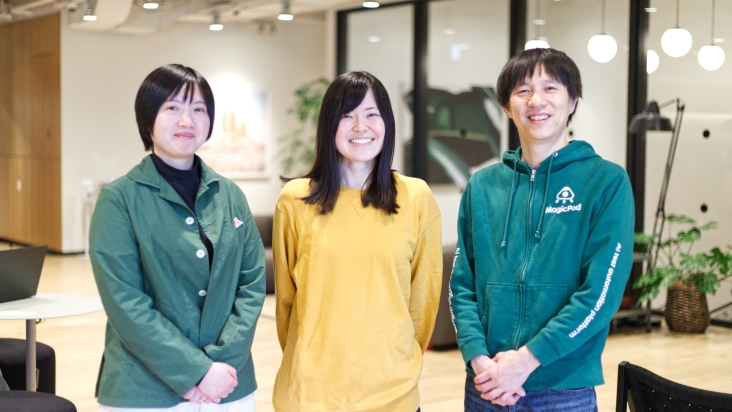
[
  {"xmin": 334, "ymin": 88, "xmax": 386, "ymax": 167},
  {"xmin": 503, "ymin": 65, "xmax": 577, "ymax": 148},
  {"xmin": 150, "ymin": 86, "xmax": 211, "ymax": 169}
]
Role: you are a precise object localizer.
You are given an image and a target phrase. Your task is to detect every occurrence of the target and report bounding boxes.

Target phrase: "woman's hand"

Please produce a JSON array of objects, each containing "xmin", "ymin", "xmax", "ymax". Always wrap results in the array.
[
  {"xmin": 183, "ymin": 386, "xmax": 211, "ymax": 404},
  {"xmin": 197, "ymin": 362, "xmax": 238, "ymax": 403}
]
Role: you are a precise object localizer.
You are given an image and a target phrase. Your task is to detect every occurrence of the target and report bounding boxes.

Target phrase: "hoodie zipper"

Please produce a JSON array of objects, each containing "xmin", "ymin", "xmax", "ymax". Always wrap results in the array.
[{"xmin": 514, "ymin": 167, "xmax": 536, "ymax": 350}]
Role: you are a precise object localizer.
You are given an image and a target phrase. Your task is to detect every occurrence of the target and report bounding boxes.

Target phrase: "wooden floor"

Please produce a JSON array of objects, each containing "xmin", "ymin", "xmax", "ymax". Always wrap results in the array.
[{"xmin": 1, "ymin": 243, "xmax": 730, "ymax": 411}]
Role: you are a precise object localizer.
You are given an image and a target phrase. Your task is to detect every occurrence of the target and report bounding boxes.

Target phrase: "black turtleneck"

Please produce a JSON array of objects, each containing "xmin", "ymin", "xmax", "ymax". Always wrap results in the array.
[{"xmin": 151, "ymin": 154, "xmax": 214, "ymax": 269}]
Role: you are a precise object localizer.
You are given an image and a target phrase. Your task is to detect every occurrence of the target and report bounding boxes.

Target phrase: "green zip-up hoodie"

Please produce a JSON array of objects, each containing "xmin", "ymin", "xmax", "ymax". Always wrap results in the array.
[
  {"xmin": 449, "ymin": 140, "xmax": 634, "ymax": 390},
  {"xmin": 90, "ymin": 156, "xmax": 266, "ymax": 407}
]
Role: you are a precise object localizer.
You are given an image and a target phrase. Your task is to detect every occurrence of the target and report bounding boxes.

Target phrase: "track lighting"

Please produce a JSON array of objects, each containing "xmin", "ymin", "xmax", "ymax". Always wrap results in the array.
[
  {"xmin": 83, "ymin": 0, "xmax": 97, "ymax": 21},
  {"xmin": 278, "ymin": 0, "xmax": 293, "ymax": 21},
  {"xmin": 209, "ymin": 12, "xmax": 223, "ymax": 31}
]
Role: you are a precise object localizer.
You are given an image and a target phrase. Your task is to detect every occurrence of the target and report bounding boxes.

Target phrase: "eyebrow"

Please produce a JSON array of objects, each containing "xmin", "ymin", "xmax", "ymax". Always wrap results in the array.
[
  {"xmin": 167, "ymin": 98, "xmax": 206, "ymax": 104},
  {"xmin": 364, "ymin": 106, "xmax": 378, "ymax": 110}
]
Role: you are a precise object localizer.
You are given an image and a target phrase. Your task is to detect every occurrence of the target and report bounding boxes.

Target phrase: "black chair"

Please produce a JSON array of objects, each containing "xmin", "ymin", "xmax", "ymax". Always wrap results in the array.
[
  {"xmin": 0, "ymin": 338, "xmax": 56, "ymax": 393},
  {"xmin": 0, "ymin": 391, "xmax": 76, "ymax": 412},
  {"xmin": 617, "ymin": 361, "xmax": 732, "ymax": 412}
]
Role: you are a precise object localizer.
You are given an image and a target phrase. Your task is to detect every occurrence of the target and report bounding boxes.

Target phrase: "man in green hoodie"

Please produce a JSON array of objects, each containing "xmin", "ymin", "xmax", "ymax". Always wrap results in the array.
[{"xmin": 449, "ymin": 48, "xmax": 634, "ymax": 411}]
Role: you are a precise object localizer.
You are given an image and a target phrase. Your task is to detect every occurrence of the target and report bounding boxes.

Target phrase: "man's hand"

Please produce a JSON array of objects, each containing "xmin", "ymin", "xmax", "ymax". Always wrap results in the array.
[
  {"xmin": 183, "ymin": 386, "xmax": 211, "ymax": 404},
  {"xmin": 197, "ymin": 362, "xmax": 238, "ymax": 403},
  {"xmin": 478, "ymin": 346, "xmax": 540, "ymax": 406},
  {"xmin": 471, "ymin": 355, "xmax": 523, "ymax": 406}
]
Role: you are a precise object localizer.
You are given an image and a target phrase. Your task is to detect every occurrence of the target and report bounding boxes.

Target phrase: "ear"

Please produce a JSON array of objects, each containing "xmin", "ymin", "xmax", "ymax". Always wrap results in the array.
[
  {"xmin": 502, "ymin": 105, "xmax": 513, "ymax": 119},
  {"xmin": 569, "ymin": 98, "xmax": 578, "ymax": 115}
]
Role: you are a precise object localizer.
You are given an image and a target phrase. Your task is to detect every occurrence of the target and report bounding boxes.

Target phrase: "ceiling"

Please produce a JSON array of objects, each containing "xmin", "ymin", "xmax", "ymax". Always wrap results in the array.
[{"xmin": 0, "ymin": 0, "xmax": 386, "ymax": 30}]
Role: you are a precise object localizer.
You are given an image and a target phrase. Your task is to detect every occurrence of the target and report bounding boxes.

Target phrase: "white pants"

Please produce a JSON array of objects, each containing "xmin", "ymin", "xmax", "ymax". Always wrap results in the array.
[{"xmin": 98, "ymin": 392, "xmax": 255, "ymax": 412}]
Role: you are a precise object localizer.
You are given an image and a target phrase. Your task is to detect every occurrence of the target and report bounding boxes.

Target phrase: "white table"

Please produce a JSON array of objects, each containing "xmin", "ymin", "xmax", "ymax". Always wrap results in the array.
[{"xmin": 0, "ymin": 294, "xmax": 103, "ymax": 391}]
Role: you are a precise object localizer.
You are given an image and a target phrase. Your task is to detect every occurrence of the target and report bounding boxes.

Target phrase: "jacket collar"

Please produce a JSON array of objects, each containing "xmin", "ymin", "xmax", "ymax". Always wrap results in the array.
[{"xmin": 127, "ymin": 155, "xmax": 222, "ymax": 207}]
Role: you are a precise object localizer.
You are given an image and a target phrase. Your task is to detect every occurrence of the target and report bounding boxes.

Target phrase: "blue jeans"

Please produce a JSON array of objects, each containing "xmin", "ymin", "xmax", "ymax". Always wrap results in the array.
[{"xmin": 464, "ymin": 376, "xmax": 598, "ymax": 412}]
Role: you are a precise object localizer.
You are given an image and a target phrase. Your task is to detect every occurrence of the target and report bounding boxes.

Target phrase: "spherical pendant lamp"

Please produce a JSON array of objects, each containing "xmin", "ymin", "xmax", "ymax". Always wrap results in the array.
[
  {"xmin": 661, "ymin": 0, "xmax": 692, "ymax": 57},
  {"xmin": 697, "ymin": 0, "xmax": 725, "ymax": 71},
  {"xmin": 587, "ymin": 0, "xmax": 617, "ymax": 63}
]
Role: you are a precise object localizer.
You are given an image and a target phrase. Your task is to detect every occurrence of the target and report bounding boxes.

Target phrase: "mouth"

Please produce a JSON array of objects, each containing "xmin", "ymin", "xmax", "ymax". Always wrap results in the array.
[
  {"xmin": 528, "ymin": 114, "xmax": 550, "ymax": 122},
  {"xmin": 349, "ymin": 137, "xmax": 375, "ymax": 145},
  {"xmin": 175, "ymin": 132, "xmax": 196, "ymax": 139}
]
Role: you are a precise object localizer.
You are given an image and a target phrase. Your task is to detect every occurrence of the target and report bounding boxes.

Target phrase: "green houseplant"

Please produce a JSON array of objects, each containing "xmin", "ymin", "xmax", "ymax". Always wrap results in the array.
[
  {"xmin": 634, "ymin": 214, "xmax": 732, "ymax": 333},
  {"xmin": 278, "ymin": 77, "xmax": 330, "ymax": 176}
]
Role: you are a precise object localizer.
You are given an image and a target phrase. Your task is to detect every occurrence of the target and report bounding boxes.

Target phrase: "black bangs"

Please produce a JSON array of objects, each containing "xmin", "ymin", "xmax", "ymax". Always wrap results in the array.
[
  {"xmin": 496, "ymin": 48, "xmax": 582, "ymax": 122},
  {"xmin": 134, "ymin": 64, "xmax": 216, "ymax": 151},
  {"xmin": 283, "ymin": 71, "xmax": 399, "ymax": 216}
]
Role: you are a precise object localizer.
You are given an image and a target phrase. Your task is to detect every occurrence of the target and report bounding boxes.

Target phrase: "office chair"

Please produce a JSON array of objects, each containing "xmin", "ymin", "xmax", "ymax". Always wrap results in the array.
[{"xmin": 616, "ymin": 361, "xmax": 732, "ymax": 412}]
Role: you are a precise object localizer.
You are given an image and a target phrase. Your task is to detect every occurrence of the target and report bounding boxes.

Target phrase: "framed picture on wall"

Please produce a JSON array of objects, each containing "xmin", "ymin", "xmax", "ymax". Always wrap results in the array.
[{"xmin": 198, "ymin": 81, "xmax": 271, "ymax": 179}]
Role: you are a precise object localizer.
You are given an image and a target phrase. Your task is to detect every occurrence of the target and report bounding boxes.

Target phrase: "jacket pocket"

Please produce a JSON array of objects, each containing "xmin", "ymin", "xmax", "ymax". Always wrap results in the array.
[
  {"xmin": 521, "ymin": 284, "xmax": 568, "ymax": 345},
  {"xmin": 484, "ymin": 283, "xmax": 521, "ymax": 354}
]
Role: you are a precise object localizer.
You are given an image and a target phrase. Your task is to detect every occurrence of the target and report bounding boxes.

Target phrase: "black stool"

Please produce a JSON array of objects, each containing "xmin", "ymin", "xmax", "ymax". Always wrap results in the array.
[
  {"xmin": 0, "ymin": 338, "xmax": 56, "ymax": 393},
  {"xmin": 0, "ymin": 391, "xmax": 76, "ymax": 412}
]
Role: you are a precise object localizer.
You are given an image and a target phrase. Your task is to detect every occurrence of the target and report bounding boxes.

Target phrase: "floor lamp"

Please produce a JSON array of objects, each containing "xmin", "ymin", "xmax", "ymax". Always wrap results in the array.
[{"xmin": 628, "ymin": 98, "xmax": 685, "ymax": 329}]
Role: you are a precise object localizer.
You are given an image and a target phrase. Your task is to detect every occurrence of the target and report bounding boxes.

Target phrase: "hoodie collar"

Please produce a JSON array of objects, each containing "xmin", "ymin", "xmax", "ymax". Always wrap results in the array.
[{"xmin": 502, "ymin": 140, "xmax": 599, "ymax": 174}]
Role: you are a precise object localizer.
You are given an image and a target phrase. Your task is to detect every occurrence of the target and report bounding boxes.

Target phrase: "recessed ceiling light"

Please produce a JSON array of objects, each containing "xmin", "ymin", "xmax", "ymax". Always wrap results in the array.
[
  {"xmin": 645, "ymin": 7, "xmax": 657, "ymax": 12},
  {"xmin": 363, "ymin": 1, "xmax": 380, "ymax": 8},
  {"xmin": 143, "ymin": 2, "xmax": 159, "ymax": 10}
]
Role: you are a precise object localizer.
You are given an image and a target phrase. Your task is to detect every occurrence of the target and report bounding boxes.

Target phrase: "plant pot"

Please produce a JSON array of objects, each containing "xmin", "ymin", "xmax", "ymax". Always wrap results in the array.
[{"xmin": 664, "ymin": 282, "xmax": 710, "ymax": 334}]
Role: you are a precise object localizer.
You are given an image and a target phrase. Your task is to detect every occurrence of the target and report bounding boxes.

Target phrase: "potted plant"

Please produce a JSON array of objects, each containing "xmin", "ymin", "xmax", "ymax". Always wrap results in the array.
[
  {"xmin": 634, "ymin": 214, "xmax": 732, "ymax": 333},
  {"xmin": 278, "ymin": 77, "xmax": 330, "ymax": 176}
]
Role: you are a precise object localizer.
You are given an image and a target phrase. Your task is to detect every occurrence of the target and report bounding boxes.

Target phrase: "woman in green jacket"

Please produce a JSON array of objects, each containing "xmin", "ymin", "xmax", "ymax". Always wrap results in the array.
[{"xmin": 90, "ymin": 64, "xmax": 266, "ymax": 411}]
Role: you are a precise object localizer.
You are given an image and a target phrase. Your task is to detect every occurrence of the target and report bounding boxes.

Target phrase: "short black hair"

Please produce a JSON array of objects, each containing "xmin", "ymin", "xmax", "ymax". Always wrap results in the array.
[
  {"xmin": 295, "ymin": 71, "xmax": 398, "ymax": 215},
  {"xmin": 497, "ymin": 48, "xmax": 582, "ymax": 123},
  {"xmin": 134, "ymin": 64, "xmax": 215, "ymax": 151}
]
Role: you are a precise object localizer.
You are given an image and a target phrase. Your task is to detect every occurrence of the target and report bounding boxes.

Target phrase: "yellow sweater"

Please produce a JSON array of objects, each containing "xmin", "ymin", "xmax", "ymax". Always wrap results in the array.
[{"xmin": 272, "ymin": 174, "xmax": 442, "ymax": 412}]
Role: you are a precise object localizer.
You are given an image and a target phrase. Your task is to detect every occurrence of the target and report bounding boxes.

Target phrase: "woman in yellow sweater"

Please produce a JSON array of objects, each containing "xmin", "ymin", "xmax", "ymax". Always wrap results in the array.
[{"xmin": 272, "ymin": 71, "xmax": 443, "ymax": 412}]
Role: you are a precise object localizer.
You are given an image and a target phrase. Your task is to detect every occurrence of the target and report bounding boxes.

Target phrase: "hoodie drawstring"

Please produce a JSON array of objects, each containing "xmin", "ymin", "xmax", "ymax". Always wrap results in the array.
[
  {"xmin": 501, "ymin": 160, "xmax": 519, "ymax": 248},
  {"xmin": 534, "ymin": 152, "xmax": 557, "ymax": 240}
]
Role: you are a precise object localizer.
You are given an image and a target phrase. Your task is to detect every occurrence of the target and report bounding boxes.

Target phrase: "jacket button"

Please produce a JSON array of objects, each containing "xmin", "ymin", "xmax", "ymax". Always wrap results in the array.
[
  {"xmin": 198, "ymin": 290, "xmax": 207, "ymax": 297},
  {"xmin": 186, "ymin": 217, "xmax": 195, "ymax": 225},
  {"xmin": 196, "ymin": 249, "xmax": 205, "ymax": 258}
]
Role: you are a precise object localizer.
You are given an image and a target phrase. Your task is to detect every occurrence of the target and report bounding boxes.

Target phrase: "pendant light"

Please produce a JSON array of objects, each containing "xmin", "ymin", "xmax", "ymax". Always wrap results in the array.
[
  {"xmin": 698, "ymin": 0, "xmax": 725, "ymax": 70},
  {"xmin": 647, "ymin": 49, "xmax": 660, "ymax": 73},
  {"xmin": 661, "ymin": 0, "xmax": 692, "ymax": 57},
  {"xmin": 587, "ymin": 0, "xmax": 617, "ymax": 62},
  {"xmin": 525, "ymin": 0, "xmax": 549, "ymax": 50}
]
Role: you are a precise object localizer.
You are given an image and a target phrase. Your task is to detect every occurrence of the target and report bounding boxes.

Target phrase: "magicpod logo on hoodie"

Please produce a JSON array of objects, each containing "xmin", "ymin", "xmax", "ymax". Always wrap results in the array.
[{"xmin": 545, "ymin": 186, "xmax": 583, "ymax": 214}]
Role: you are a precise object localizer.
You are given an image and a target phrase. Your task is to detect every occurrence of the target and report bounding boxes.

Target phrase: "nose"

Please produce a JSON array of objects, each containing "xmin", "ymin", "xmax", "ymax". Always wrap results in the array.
[
  {"xmin": 178, "ymin": 109, "xmax": 194, "ymax": 127},
  {"xmin": 353, "ymin": 115, "xmax": 368, "ymax": 132},
  {"xmin": 528, "ymin": 91, "xmax": 546, "ymax": 107}
]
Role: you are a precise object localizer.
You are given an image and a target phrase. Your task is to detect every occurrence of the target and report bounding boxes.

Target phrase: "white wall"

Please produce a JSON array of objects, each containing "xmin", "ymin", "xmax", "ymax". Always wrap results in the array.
[
  {"xmin": 60, "ymin": 15, "xmax": 326, "ymax": 252},
  {"xmin": 645, "ymin": 2, "xmax": 732, "ymax": 311},
  {"xmin": 538, "ymin": 0, "xmax": 630, "ymax": 168}
]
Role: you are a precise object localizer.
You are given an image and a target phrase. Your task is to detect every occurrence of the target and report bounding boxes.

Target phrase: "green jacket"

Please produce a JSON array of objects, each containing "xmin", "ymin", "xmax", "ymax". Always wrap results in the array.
[
  {"xmin": 449, "ymin": 141, "xmax": 634, "ymax": 390},
  {"xmin": 90, "ymin": 156, "xmax": 266, "ymax": 407}
]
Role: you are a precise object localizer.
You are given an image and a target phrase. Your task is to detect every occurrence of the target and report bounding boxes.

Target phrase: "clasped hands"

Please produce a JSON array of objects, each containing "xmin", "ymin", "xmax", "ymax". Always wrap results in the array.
[
  {"xmin": 470, "ymin": 346, "xmax": 541, "ymax": 407},
  {"xmin": 183, "ymin": 362, "xmax": 238, "ymax": 404}
]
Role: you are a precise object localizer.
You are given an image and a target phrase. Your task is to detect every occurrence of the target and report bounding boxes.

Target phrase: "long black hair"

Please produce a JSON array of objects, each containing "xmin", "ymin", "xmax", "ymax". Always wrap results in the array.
[{"xmin": 290, "ymin": 71, "xmax": 398, "ymax": 215}]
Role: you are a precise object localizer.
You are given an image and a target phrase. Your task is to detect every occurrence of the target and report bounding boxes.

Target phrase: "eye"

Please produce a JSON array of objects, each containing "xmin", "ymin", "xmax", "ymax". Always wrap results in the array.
[
  {"xmin": 341, "ymin": 114, "xmax": 352, "ymax": 119},
  {"xmin": 368, "ymin": 112, "xmax": 380, "ymax": 117},
  {"xmin": 194, "ymin": 107, "xmax": 207, "ymax": 113}
]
